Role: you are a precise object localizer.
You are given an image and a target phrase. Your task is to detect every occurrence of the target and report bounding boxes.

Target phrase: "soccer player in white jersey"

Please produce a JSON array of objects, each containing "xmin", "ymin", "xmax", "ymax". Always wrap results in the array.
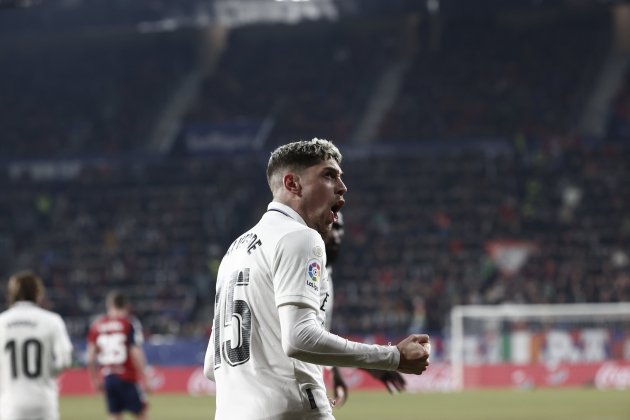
[
  {"xmin": 204, "ymin": 139, "xmax": 430, "ymax": 420},
  {"xmin": 0, "ymin": 271, "xmax": 73, "ymax": 420}
]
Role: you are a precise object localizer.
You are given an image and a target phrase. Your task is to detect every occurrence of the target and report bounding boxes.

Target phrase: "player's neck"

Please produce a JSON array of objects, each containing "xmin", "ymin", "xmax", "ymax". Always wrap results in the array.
[{"xmin": 108, "ymin": 309, "xmax": 128, "ymax": 318}]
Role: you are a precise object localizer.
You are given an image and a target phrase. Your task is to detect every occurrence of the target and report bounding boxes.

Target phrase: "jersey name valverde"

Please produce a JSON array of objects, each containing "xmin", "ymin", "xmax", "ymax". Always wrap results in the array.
[
  {"xmin": 208, "ymin": 202, "xmax": 332, "ymax": 420},
  {"xmin": 0, "ymin": 302, "xmax": 73, "ymax": 420}
]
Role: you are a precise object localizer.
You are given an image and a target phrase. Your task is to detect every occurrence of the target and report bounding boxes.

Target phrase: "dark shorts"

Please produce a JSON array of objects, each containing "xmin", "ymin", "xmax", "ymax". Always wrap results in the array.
[{"xmin": 104, "ymin": 374, "xmax": 147, "ymax": 415}]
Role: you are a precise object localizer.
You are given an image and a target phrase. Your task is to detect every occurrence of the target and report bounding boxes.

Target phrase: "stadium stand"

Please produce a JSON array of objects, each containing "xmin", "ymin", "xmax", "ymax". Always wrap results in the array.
[
  {"xmin": 181, "ymin": 19, "xmax": 401, "ymax": 147},
  {"xmin": 378, "ymin": 10, "xmax": 610, "ymax": 142},
  {"xmin": 332, "ymin": 140, "xmax": 630, "ymax": 336},
  {"xmin": 608, "ymin": 66, "xmax": 630, "ymax": 140},
  {"xmin": 0, "ymin": 1, "xmax": 629, "ymax": 344},
  {"xmin": 1, "ymin": 139, "xmax": 628, "ymax": 339},
  {"xmin": 0, "ymin": 30, "xmax": 197, "ymax": 159}
]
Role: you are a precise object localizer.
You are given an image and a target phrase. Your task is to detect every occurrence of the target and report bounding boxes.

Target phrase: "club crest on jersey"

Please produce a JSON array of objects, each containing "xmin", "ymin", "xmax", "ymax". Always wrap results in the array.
[
  {"xmin": 306, "ymin": 259, "xmax": 321, "ymax": 291},
  {"xmin": 312, "ymin": 246, "xmax": 323, "ymax": 258}
]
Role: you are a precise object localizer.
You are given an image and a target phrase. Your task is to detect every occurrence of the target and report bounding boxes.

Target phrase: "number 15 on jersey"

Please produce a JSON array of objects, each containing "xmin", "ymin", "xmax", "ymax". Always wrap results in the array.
[{"xmin": 214, "ymin": 268, "xmax": 252, "ymax": 368}]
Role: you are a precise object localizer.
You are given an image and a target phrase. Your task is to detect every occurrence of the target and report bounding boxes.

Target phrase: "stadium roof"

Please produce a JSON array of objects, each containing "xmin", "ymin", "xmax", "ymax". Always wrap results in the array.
[{"xmin": 0, "ymin": 0, "xmax": 625, "ymax": 34}]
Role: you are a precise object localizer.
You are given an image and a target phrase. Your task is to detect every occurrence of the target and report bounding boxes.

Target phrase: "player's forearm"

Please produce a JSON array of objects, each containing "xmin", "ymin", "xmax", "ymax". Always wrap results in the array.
[
  {"xmin": 52, "ymin": 318, "xmax": 73, "ymax": 374},
  {"xmin": 130, "ymin": 347, "xmax": 148, "ymax": 387},
  {"xmin": 86, "ymin": 345, "xmax": 100, "ymax": 388},
  {"xmin": 87, "ymin": 366, "xmax": 98, "ymax": 382},
  {"xmin": 279, "ymin": 305, "xmax": 399, "ymax": 370},
  {"xmin": 203, "ymin": 332, "xmax": 216, "ymax": 381},
  {"xmin": 87, "ymin": 362, "xmax": 101, "ymax": 389},
  {"xmin": 52, "ymin": 350, "xmax": 72, "ymax": 375}
]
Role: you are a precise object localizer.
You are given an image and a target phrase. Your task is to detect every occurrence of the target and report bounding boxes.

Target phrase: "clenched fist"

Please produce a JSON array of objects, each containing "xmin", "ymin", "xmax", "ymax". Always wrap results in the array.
[{"xmin": 395, "ymin": 334, "xmax": 430, "ymax": 375}]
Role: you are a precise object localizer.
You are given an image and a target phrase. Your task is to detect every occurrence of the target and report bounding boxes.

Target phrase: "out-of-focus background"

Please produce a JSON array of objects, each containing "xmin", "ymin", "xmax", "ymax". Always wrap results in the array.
[{"xmin": 1, "ymin": 0, "xmax": 630, "ymax": 416}]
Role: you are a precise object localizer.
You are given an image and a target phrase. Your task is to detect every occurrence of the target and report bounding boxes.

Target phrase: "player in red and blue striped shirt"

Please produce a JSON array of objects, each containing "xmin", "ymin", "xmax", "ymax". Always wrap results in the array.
[{"xmin": 87, "ymin": 290, "xmax": 149, "ymax": 420}]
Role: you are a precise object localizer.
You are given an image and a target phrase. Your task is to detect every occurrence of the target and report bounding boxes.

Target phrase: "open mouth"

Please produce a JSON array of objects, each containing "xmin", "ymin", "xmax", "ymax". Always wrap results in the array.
[{"xmin": 331, "ymin": 200, "xmax": 344, "ymax": 222}]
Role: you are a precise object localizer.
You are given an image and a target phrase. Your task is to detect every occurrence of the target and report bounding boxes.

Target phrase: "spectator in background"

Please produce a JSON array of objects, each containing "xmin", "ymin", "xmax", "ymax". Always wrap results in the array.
[
  {"xmin": 323, "ymin": 212, "xmax": 406, "ymax": 406},
  {"xmin": 204, "ymin": 139, "xmax": 430, "ymax": 420},
  {"xmin": 87, "ymin": 290, "xmax": 149, "ymax": 420},
  {"xmin": 0, "ymin": 270, "xmax": 73, "ymax": 420}
]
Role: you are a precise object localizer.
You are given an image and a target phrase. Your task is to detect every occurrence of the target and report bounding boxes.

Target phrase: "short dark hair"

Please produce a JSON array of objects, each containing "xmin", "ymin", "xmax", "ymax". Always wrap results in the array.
[
  {"xmin": 7, "ymin": 270, "xmax": 44, "ymax": 305},
  {"xmin": 106, "ymin": 290, "xmax": 129, "ymax": 310},
  {"xmin": 266, "ymin": 138, "xmax": 342, "ymax": 188}
]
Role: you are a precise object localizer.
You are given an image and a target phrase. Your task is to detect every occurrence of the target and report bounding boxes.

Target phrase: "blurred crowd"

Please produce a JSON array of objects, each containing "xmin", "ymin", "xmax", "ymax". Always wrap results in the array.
[
  {"xmin": 333, "ymin": 139, "xmax": 630, "ymax": 337},
  {"xmin": 0, "ymin": 156, "xmax": 268, "ymax": 337},
  {"xmin": 1, "ymin": 138, "xmax": 629, "ymax": 340}
]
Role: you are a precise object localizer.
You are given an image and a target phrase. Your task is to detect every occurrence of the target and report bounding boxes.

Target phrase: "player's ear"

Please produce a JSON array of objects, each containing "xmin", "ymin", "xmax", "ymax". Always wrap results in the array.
[{"xmin": 283, "ymin": 173, "xmax": 302, "ymax": 196}]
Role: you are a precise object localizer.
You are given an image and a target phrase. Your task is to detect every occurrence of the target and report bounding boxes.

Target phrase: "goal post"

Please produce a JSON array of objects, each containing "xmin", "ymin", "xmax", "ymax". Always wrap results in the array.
[{"xmin": 449, "ymin": 303, "xmax": 630, "ymax": 390}]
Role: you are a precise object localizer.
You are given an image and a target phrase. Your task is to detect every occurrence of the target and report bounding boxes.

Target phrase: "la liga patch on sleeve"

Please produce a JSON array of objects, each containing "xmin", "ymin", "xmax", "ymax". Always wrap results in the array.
[{"xmin": 306, "ymin": 259, "xmax": 321, "ymax": 292}]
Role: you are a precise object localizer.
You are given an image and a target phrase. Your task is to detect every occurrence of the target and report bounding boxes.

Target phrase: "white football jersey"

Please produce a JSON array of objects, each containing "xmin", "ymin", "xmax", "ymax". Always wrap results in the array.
[
  {"xmin": 206, "ymin": 202, "xmax": 333, "ymax": 420},
  {"xmin": 0, "ymin": 302, "xmax": 73, "ymax": 420}
]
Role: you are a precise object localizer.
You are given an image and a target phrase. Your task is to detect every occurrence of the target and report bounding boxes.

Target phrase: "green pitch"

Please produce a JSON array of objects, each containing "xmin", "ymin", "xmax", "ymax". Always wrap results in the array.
[{"xmin": 61, "ymin": 389, "xmax": 630, "ymax": 420}]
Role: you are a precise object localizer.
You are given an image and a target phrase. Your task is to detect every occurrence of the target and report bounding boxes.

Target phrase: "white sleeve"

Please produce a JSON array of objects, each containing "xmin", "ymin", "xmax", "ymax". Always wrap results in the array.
[
  {"xmin": 204, "ymin": 329, "xmax": 216, "ymax": 381},
  {"xmin": 274, "ymin": 230, "xmax": 325, "ymax": 311},
  {"xmin": 278, "ymin": 304, "xmax": 399, "ymax": 370},
  {"xmin": 52, "ymin": 315, "xmax": 73, "ymax": 375}
]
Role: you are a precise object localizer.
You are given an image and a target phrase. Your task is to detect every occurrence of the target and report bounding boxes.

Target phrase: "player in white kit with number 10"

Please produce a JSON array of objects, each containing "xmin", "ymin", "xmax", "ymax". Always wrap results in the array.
[
  {"xmin": 204, "ymin": 139, "xmax": 430, "ymax": 420},
  {"xmin": 0, "ymin": 271, "xmax": 73, "ymax": 420}
]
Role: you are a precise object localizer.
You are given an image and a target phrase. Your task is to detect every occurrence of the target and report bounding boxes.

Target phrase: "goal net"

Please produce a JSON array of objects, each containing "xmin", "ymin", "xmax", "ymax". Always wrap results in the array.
[{"xmin": 449, "ymin": 303, "xmax": 630, "ymax": 390}]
